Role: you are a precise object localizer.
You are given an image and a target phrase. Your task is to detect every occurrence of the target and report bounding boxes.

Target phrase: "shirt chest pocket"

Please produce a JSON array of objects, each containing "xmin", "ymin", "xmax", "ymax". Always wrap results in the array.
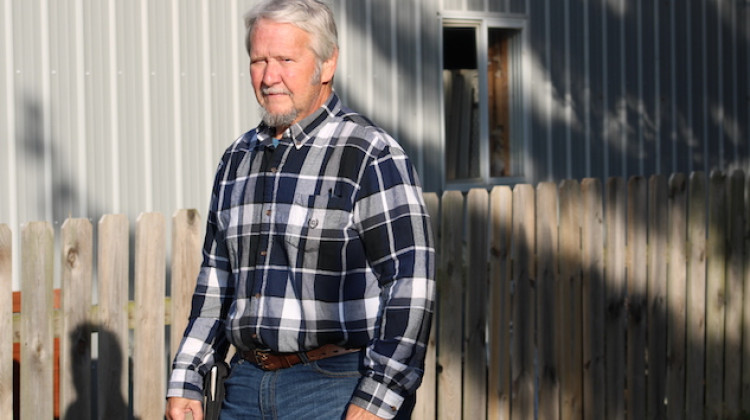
[{"xmin": 280, "ymin": 193, "xmax": 351, "ymax": 251}]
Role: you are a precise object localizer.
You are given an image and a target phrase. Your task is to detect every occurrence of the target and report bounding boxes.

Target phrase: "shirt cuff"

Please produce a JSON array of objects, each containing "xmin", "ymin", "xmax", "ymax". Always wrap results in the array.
[
  {"xmin": 350, "ymin": 376, "xmax": 405, "ymax": 419},
  {"xmin": 166, "ymin": 367, "xmax": 205, "ymax": 402}
]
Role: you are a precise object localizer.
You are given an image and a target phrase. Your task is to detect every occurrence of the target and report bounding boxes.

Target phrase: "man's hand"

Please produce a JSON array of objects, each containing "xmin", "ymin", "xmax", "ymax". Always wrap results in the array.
[
  {"xmin": 165, "ymin": 396, "xmax": 204, "ymax": 420},
  {"xmin": 345, "ymin": 404, "xmax": 385, "ymax": 419}
]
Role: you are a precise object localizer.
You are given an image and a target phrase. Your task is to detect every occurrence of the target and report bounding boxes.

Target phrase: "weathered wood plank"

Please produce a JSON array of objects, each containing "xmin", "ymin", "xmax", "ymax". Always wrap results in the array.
[
  {"xmin": 740, "ymin": 173, "xmax": 750, "ymax": 413},
  {"xmin": 743, "ymin": 173, "xmax": 750, "ymax": 415},
  {"xmin": 437, "ymin": 190, "xmax": 464, "ymax": 420},
  {"xmin": 559, "ymin": 180, "xmax": 582, "ymax": 420},
  {"xmin": 581, "ymin": 178, "xmax": 605, "ymax": 420},
  {"xmin": 170, "ymin": 210, "xmax": 202, "ymax": 363},
  {"xmin": 60, "ymin": 219, "xmax": 93, "ymax": 420},
  {"xmin": 647, "ymin": 175, "xmax": 668, "ymax": 420},
  {"xmin": 723, "ymin": 170, "xmax": 744, "ymax": 418},
  {"xmin": 626, "ymin": 176, "xmax": 648, "ymax": 420},
  {"xmin": 0, "ymin": 225, "xmax": 12, "ymax": 420},
  {"xmin": 488, "ymin": 186, "xmax": 512, "ymax": 420},
  {"xmin": 414, "ymin": 192, "xmax": 440, "ymax": 420},
  {"xmin": 20, "ymin": 222, "xmax": 55, "ymax": 420},
  {"xmin": 463, "ymin": 189, "xmax": 489, "ymax": 420},
  {"xmin": 686, "ymin": 172, "xmax": 706, "ymax": 420},
  {"xmin": 97, "ymin": 214, "xmax": 130, "ymax": 420},
  {"xmin": 605, "ymin": 177, "xmax": 627, "ymax": 420},
  {"xmin": 511, "ymin": 184, "xmax": 535, "ymax": 420},
  {"xmin": 133, "ymin": 212, "xmax": 166, "ymax": 419},
  {"xmin": 536, "ymin": 182, "xmax": 560, "ymax": 420},
  {"xmin": 666, "ymin": 173, "xmax": 688, "ymax": 420},
  {"xmin": 705, "ymin": 171, "xmax": 727, "ymax": 420}
]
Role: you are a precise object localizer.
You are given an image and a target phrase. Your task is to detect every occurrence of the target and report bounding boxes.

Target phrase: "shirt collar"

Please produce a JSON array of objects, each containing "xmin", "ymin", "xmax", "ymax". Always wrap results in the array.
[{"xmin": 255, "ymin": 92, "xmax": 340, "ymax": 150}]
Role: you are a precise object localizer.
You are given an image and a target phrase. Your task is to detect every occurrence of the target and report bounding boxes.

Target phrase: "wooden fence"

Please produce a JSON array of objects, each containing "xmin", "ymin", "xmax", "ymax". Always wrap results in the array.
[{"xmin": 2, "ymin": 171, "xmax": 750, "ymax": 420}]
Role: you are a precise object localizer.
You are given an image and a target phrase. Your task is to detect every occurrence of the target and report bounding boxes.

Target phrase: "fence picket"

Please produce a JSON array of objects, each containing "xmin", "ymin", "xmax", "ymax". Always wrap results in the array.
[
  {"xmin": 686, "ymin": 173, "xmax": 707, "ymax": 420},
  {"xmin": 97, "ymin": 214, "xmax": 130, "ymax": 420},
  {"xmin": 488, "ymin": 186, "xmax": 512, "ymax": 420},
  {"xmin": 724, "ymin": 171, "xmax": 744, "ymax": 418},
  {"xmin": 170, "ymin": 210, "xmax": 202, "ymax": 363},
  {"xmin": 647, "ymin": 175, "xmax": 668, "ymax": 420},
  {"xmin": 605, "ymin": 177, "xmax": 627, "ymax": 420},
  {"xmin": 581, "ymin": 178, "xmax": 605, "ymax": 420},
  {"xmin": 666, "ymin": 173, "xmax": 688, "ymax": 420},
  {"xmin": 627, "ymin": 176, "xmax": 648, "ymax": 420},
  {"xmin": 20, "ymin": 222, "xmax": 54, "ymax": 420},
  {"xmin": 536, "ymin": 182, "xmax": 560, "ymax": 420},
  {"xmin": 511, "ymin": 184, "xmax": 535, "ymax": 420},
  {"xmin": 705, "ymin": 171, "xmax": 727, "ymax": 420},
  {"xmin": 743, "ymin": 174, "xmax": 750, "ymax": 415},
  {"xmin": 60, "ymin": 219, "xmax": 93, "ymax": 420},
  {"xmin": 414, "ymin": 192, "xmax": 440, "ymax": 420},
  {"xmin": 464, "ymin": 189, "xmax": 489, "ymax": 420},
  {"xmin": 0, "ymin": 225, "xmax": 12, "ymax": 420},
  {"xmin": 133, "ymin": 212, "xmax": 166, "ymax": 419},
  {"xmin": 437, "ymin": 190, "xmax": 464, "ymax": 420},
  {"xmin": 559, "ymin": 180, "xmax": 583, "ymax": 420}
]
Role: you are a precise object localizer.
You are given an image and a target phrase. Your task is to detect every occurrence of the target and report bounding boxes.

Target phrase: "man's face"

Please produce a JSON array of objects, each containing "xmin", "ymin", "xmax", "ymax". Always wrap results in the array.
[{"xmin": 249, "ymin": 19, "xmax": 336, "ymax": 131}]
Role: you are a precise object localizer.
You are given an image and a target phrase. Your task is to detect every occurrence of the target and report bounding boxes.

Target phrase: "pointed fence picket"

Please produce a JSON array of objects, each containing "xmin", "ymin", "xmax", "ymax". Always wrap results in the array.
[{"xmin": 3, "ymin": 172, "xmax": 750, "ymax": 420}]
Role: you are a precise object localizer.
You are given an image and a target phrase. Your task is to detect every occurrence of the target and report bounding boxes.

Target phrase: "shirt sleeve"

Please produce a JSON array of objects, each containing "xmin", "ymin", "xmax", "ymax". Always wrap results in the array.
[
  {"xmin": 166, "ymin": 159, "xmax": 234, "ymax": 401},
  {"xmin": 349, "ymin": 144, "xmax": 436, "ymax": 419}
]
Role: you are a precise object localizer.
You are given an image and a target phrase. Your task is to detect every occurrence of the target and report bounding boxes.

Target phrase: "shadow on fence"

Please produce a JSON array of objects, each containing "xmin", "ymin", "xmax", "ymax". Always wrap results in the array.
[{"xmin": 2, "ymin": 172, "xmax": 750, "ymax": 419}]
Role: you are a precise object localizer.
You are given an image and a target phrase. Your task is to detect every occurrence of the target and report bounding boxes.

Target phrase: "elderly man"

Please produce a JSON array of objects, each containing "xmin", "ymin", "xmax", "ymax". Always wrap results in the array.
[{"xmin": 165, "ymin": 0, "xmax": 435, "ymax": 419}]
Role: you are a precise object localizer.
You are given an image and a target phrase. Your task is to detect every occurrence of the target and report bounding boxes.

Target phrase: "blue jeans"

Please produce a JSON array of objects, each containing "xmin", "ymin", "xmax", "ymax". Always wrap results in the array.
[{"xmin": 220, "ymin": 351, "xmax": 361, "ymax": 419}]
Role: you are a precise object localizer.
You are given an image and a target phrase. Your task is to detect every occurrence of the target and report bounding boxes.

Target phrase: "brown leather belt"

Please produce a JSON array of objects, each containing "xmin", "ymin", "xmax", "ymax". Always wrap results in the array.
[{"xmin": 241, "ymin": 344, "xmax": 361, "ymax": 371}]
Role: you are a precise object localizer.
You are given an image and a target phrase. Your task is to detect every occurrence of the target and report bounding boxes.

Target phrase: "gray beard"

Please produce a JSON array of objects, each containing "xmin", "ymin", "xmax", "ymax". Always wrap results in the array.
[{"xmin": 262, "ymin": 109, "xmax": 298, "ymax": 129}]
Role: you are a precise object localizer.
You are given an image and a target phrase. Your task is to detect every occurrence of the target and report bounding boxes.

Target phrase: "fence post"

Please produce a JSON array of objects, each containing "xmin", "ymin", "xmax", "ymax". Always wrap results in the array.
[
  {"xmin": 705, "ymin": 171, "xmax": 727, "ymax": 420},
  {"xmin": 581, "ymin": 178, "xmax": 605, "ymax": 420},
  {"xmin": 170, "ymin": 209, "xmax": 202, "ymax": 363},
  {"xmin": 97, "ymin": 214, "xmax": 130, "ymax": 420},
  {"xmin": 723, "ymin": 170, "xmax": 744, "ymax": 417},
  {"xmin": 60, "ymin": 218, "xmax": 93, "ymax": 420},
  {"xmin": 647, "ymin": 175, "xmax": 668, "ymax": 420},
  {"xmin": 626, "ymin": 176, "xmax": 648, "ymax": 420},
  {"xmin": 666, "ymin": 173, "xmax": 688, "ymax": 420},
  {"xmin": 488, "ymin": 186, "xmax": 512, "ymax": 420},
  {"xmin": 414, "ymin": 193, "xmax": 439, "ymax": 420},
  {"xmin": 437, "ymin": 190, "xmax": 464, "ymax": 420},
  {"xmin": 511, "ymin": 184, "xmax": 535, "ymax": 420},
  {"xmin": 0, "ymin": 225, "xmax": 12, "ymax": 420},
  {"xmin": 464, "ymin": 189, "xmax": 489, "ymax": 420},
  {"xmin": 686, "ymin": 172, "xmax": 707, "ymax": 420},
  {"xmin": 20, "ymin": 222, "xmax": 55, "ymax": 420},
  {"xmin": 133, "ymin": 212, "xmax": 166, "ymax": 419},
  {"xmin": 559, "ymin": 179, "xmax": 583, "ymax": 420},
  {"xmin": 605, "ymin": 177, "xmax": 626, "ymax": 420},
  {"xmin": 536, "ymin": 182, "xmax": 559, "ymax": 420}
]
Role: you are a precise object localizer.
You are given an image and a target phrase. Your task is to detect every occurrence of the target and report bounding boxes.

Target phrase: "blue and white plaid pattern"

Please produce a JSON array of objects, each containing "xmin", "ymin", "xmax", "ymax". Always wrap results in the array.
[{"xmin": 167, "ymin": 93, "xmax": 435, "ymax": 417}]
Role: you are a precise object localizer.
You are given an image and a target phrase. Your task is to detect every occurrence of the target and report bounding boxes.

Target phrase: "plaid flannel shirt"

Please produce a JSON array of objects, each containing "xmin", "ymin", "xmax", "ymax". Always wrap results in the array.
[{"xmin": 167, "ymin": 93, "xmax": 435, "ymax": 419}]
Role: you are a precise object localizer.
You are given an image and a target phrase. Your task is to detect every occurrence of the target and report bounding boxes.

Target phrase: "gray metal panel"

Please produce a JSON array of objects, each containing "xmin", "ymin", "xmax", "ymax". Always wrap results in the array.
[
  {"xmin": 1, "ymin": 0, "xmax": 16, "ymax": 227},
  {"xmin": 420, "ymin": 0, "xmax": 443, "ymax": 192},
  {"xmin": 527, "ymin": 0, "xmax": 548, "ymax": 182},
  {"xmin": 568, "ymin": 0, "xmax": 588, "ymax": 180},
  {"xmin": 640, "ymin": 0, "xmax": 658, "ymax": 176}
]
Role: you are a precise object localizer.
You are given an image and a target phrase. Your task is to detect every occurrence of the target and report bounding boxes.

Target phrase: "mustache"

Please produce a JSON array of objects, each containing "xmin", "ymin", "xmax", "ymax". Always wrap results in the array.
[{"xmin": 261, "ymin": 86, "xmax": 291, "ymax": 95}]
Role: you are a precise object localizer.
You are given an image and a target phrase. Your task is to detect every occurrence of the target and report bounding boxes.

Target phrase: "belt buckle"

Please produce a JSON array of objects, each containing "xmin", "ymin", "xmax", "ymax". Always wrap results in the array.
[{"xmin": 253, "ymin": 349, "xmax": 271, "ymax": 370}]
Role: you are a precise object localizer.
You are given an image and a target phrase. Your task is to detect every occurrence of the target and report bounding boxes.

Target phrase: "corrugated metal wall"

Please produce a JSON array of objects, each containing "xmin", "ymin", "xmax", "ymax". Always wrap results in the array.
[{"xmin": 2, "ymin": 0, "xmax": 749, "ymax": 252}]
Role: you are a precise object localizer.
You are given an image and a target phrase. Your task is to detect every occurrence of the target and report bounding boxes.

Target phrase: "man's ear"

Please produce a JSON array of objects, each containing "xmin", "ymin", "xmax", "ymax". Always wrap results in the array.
[{"xmin": 320, "ymin": 48, "xmax": 338, "ymax": 84}]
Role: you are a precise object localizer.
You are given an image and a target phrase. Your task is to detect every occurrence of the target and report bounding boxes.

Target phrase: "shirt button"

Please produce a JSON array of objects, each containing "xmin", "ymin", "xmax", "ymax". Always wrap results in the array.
[
  {"xmin": 266, "ymin": 209, "xmax": 272, "ymax": 216},
  {"xmin": 260, "ymin": 250, "xmax": 267, "ymax": 256},
  {"xmin": 255, "ymin": 293, "xmax": 261, "ymax": 299},
  {"xmin": 270, "ymin": 167, "xmax": 277, "ymax": 173}
]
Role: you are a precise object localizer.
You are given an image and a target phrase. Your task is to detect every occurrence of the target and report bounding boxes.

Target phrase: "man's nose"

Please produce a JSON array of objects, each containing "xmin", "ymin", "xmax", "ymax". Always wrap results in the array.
[{"xmin": 262, "ymin": 60, "xmax": 282, "ymax": 85}]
